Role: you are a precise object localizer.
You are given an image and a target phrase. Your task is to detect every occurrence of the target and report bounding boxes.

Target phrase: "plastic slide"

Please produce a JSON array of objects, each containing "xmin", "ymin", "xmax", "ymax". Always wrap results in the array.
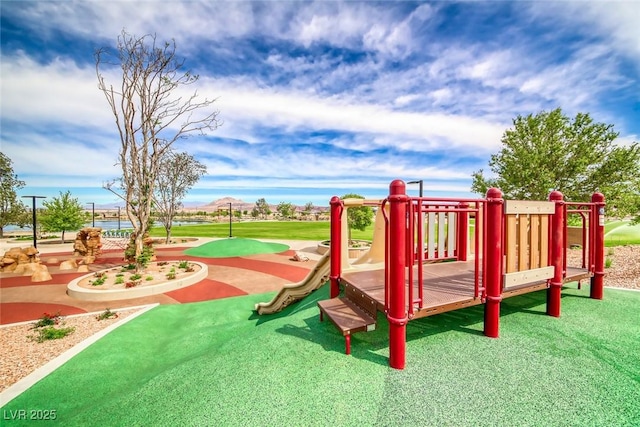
[
  {"xmin": 255, "ymin": 201, "xmax": 388, "ymax": 315},
  {"xmin": 254, "ymin": 252, "xmax": 331, "ymax": 315}
]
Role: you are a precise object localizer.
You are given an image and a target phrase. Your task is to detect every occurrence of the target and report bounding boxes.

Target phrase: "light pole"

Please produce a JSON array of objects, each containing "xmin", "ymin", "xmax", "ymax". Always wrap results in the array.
[
  {"xmin": 21, "ymin": 195, "xmax": 46, "ymax": 248},
  {"xmin": 407, "ymin": 180, "xmax": 424, "ymax": 197},
  {"xmin": 87, "ymin": 202, "xmax": 95, "ymax": 227},
  {"xmin": 228, "ymin": 202, "xmax": 233, "ymax": 238}
]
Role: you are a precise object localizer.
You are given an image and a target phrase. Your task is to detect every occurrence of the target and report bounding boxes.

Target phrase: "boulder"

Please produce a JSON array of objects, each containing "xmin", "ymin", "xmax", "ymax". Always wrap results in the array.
[
  {"xmin": 31, "ymin": 265, "xmax": 52, "ymax": 282},
  {"xmin": 60, "ymin": 259, "xmax": 78, "ymax": 270}
]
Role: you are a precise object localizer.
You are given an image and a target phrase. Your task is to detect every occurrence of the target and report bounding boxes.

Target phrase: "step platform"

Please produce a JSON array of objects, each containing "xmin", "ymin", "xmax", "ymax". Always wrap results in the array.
[{"xmin": 317, "ymin": 297, "xmax": 376, "ymax": 355}]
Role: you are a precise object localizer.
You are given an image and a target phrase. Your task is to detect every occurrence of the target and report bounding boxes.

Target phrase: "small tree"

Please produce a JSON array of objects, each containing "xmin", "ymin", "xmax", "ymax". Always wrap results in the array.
[
  {"xmin": 0, "ymin": 153, "xmax": 30, "ymax": 238},
  {"xmin": 96, "ymin": 29, "xmax": 220, "ymax": 269},
  {"xmin": 254, "ymin": 198, "xmax": 271, "ymax": 219},
  {"xmin": 472, "ymin": 109, "xmax": 640, "ymax": 219},
  {"xmin": 39, "ymin": 191, "xmax": 85, "ymax": 242},
  {"xmin": 154, "ymin": 151, "xmax": 207, "ymax": 243},
  {"xmin": 341, "ymin": 193, "xmax": 373, "ymax": 243},
  {"xmin": 276, "ymin": 202, "xmax": 295, "ymax": 219}
]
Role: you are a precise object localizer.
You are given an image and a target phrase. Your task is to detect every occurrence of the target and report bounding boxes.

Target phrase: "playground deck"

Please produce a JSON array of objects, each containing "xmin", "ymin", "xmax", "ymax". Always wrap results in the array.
[{"xmin": 339, "ymin": 261, "xmax": 592, "ymax": 320}]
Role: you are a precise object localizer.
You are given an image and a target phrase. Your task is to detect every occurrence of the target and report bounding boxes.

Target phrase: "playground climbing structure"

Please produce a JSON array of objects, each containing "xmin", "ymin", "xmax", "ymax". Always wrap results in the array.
[{"xmin": 318, "ymin": 179, "xmax": 606, "ymax": 370}]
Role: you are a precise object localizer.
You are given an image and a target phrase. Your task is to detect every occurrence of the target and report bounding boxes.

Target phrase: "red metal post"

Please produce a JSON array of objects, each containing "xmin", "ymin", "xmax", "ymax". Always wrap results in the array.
[
  {"xmin": 548, "ymin": 190, "xmax": 565, "ymax": 317},
  {"xmin": 388, "ymin": 179, "xmax": 408, "ymax": 370},
  {"xmin": 590, "ymin": 192, "xmax": 606, "ymax": 300},
  {"xmin": 456, "ymin": 202, "xmax": 469, "ymax": 261},
  {"xmin": 483, "ymin": 188, "xmax": 503, "ymax": 338},
  {"xmin": 329, "ymin": 196, "xmax": 342, "ymax": 298}
]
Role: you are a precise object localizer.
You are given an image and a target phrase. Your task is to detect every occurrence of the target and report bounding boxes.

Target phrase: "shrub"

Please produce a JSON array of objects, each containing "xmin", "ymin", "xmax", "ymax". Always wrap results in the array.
[
  {"xmin": 32, "ymin": 312, "xmax": 62, "ymax": 329},
  {"xmin": 125, "ymin": 280, "xmax": 141, "ymax": 288},
  {"xmin": 114, "ymin": 276, "xmax": 125, "ymax": 285},
  {"xmin": 96, "ymin": 308, "xmax": 118, "ymax": 321},
  {"xmin": 30, "ymin": 326, "xmax": 75, "ymax": 343},
  {"xmin": 146, "ymin": 275, "xmax": 154, "ymax": 281}
]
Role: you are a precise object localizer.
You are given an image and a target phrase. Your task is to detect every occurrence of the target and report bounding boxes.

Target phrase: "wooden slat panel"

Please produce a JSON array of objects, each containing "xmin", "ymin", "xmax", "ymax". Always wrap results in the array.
[
  {"xmin": 530, "ymin": 215, "xmax": 540, "ymax": 269},
  {"xmin": 505, "ymin": 200, "xmax": 555, "ymax": 214},
  {"xmin": 540, "ymin": 216, "xmax": 549, "ymax": 266},
  {"xmin": 447, "ymin": 212, "xmax": 456, "ymax": 256},
  {"xmin": 419, "ymin": 212, "xmax": 426, "ymax": 257},
  {"xmin": 438, "ymin": 212, "xmax": 446, "ymax": 258},
  {"xmin": 505, "ymin": 215, "xmax": 517, "ymax": 273},
  {"xmin": 428, "ymin": 212, "xmax": 436, "ymax": 259},
  {"xmin": 518, "ymin": 215, "xmax": 529, "ymax": 271},
  {"xmin": 503, "ymin": 266, "xmax": 554, "ymax": 288}
]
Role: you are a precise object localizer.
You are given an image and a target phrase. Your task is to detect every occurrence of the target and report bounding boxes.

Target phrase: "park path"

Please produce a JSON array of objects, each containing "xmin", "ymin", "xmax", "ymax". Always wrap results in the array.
[{"xmin": 0, "ymin": 239, "xmax": 320, "ymax": 325}]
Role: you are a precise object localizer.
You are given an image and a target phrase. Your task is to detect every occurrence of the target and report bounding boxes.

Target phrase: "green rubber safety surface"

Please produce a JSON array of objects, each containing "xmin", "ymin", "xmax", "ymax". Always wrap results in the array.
[
  {"xmin": 2, "ymin": 284, "xmax": 639, "ymax": 426},
  {"xmin": 182, "ymin": 237, "xmax": 289, "ymax": 258}
]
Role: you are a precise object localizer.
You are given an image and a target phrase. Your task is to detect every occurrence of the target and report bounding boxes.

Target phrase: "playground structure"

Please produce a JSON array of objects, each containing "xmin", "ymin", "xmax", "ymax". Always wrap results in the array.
[{"xmin": 314, "ymin": 180, "xmax": 605, "ymax": 370}]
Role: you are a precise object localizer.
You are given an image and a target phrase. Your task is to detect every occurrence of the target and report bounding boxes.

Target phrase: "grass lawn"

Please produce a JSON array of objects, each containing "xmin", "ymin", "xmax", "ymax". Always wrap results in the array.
[
  {"xmin": 2, "ymin": 283, "xmax": 638, "ymax": 426},
  {"xmin": 150, "ymin": 220, "xmax": 375, "ymax": 241},
  {"xmin": 604, "ymin": 221, "xmax": 640, "ymax": 246}
]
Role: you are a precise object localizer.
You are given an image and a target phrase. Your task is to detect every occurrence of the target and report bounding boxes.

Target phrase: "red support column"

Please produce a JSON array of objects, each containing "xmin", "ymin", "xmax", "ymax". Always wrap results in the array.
[
  {"xmin": 329, "ymin": 196, "xmax": 343, "ymax": 299},
  {"xmin": 388, "ymin": 180, "xmax": 408, "ymax": 370},
  {"xmin": 590, "ymin": 192, "xmax": 606, "ymax": 300},
  {"xmin": 456, "ymin": 202, "xmax": 469, "ymax": 261},
  {"xmin": 484, "ymin": 188, "xmax": 503, "ymax": 338},
  {"xmin": 548, "ymin": 190, "xmax": 565, "ymax": 317}
]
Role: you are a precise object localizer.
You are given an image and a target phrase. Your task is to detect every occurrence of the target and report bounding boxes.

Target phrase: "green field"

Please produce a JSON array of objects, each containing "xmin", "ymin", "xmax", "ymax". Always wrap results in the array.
[
  {"xmin": 149, "ymin": 220, "xmax": 375, "ymax": 241},
  {"xmin": 604, "ymin": 221, "xmax": 640, "ymax": 246},
  {"xmin": 150, "ymin": 218, "xmax": 640, "ymax": 246}
]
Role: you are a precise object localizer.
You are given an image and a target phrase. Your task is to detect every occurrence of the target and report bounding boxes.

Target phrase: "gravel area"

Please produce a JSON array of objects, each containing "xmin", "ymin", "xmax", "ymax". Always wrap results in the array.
[
  {"xmin": 567, "ymin": 245, "xmax": 640, "ymax": 290},
  {"xmin": 0, "ymin": 308, "xmax": 141, "ymax": 392},
  {"xmin": 0, "ymin": 245, "xmax": 637, "ymax": 395}
]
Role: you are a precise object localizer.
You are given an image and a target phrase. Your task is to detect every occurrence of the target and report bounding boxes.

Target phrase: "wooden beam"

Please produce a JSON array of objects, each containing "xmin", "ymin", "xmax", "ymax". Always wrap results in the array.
[
  {"xmin": 505, "ymin": 200, "xmax": 555, "ymax": 215},
  {"xmin": 503, "ymin": 266, "xmax": 554, "ymax": 289}
]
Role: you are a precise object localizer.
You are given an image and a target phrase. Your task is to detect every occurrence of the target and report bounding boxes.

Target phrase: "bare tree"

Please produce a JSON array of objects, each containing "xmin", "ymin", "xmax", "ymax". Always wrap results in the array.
[
  {"xmin": 155, "ymin": 151, "xmax": 207, "ymax": 243},
  {"xmin": 96, "ymin": 30, "xmax": 220, "ymax": 267}
]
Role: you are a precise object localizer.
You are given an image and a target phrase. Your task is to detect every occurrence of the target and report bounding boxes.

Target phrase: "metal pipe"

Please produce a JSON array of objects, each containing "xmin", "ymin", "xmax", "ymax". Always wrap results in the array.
[
  {"xmin": 483, "ymin": 188, "xmax": 503, "ymax": 338},
  {"xmin": 547, "ymin": 190, "xmax": 565, "ymax": 317},
  {"xmin": 590, "ymin": 192, "xmax": 606, "ymax": 300},
  {"xmin": 388, "ymin": 179, "xmax": 408, "ymax": 369}
]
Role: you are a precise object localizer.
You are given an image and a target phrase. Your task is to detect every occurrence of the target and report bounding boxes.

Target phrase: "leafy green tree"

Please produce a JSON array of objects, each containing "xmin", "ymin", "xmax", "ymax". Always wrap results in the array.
[
  {"xmin": 0, "ymin": 153, "xmax": 29, "ymax": 238},
  {"xmin": 302, "ymin": 202, "xmax": 314, "ymax": 219},
  {"xmin": 154, "ymin": 151, "xmax": 207, "ymax": 243},
  {"xmin": 39, "ymin": 191, "xmax": 85, "ymax": 242},
  {"xmin": 253, "ymin": 198, "xmax": 271, "ymax": 219},
  {"xmin": 276, "ymin": 202, "xmax": 295, "ymax": 219},
  {"xmin": 472, "ymin": 108, "xmax": 640, "ymax": 220},
  {"xmin": 341, "ymin": 193, "xmax": 373, "ymax": 243}
]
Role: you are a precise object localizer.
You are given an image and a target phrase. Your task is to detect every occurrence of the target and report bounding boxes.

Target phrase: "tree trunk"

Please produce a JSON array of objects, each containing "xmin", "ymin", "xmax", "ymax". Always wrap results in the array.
[
  {"xmin": 134, "ymin": 232, "xmax": 144, "ymax": 273},
  {"xmin": 165, "ymin": 224, "xmax": 172, "ymax": 244}
]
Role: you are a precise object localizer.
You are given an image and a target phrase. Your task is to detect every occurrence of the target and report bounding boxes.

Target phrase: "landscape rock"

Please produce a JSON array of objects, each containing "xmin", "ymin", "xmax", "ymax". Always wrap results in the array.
[
  {"xmin": 73, "ymin": 227, "xmax": 102, "ymax": 262},
  {"xmin": 0, "ymin": 246, "xmax": 40, "ymax": 272},
  {"xmin": 59, "ymin": 259, "xmax": 78, "ymax": 270},
  {"xmin": 31, "ymin": 265, "xmax": 52, "ymax": 282}
]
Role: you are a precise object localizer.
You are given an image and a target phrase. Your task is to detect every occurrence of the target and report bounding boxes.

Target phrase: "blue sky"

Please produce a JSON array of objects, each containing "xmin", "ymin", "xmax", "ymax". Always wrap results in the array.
[{"xmin": 2, "ymin": 1, "xmax": 639, "ymax": 208}]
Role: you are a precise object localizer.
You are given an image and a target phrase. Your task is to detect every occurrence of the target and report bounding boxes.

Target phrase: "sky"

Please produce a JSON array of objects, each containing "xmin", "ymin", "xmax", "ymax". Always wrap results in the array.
[{"xmin": 1, "ymin": 1, "xmax": 639, "ymax": 209}]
